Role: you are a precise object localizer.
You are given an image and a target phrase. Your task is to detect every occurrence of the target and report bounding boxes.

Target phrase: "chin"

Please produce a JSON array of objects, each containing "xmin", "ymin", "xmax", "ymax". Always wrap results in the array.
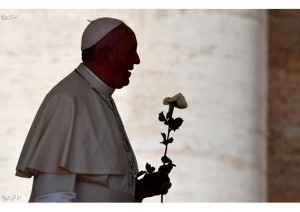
[
  {"xmin": 121, "ymin": 81, "xmax": 130, "ymax": 88},
  {"xmin": 115, "ymin": 83, "xmax": 129, "ymax": 89}
]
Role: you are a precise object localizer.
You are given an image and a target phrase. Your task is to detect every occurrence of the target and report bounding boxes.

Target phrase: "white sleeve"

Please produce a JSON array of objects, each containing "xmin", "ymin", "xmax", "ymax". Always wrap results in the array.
[
  {"xmin": 34, "ymin": 192, "xmax": 77, "ymax": 202},
  {"xmin": 32, "ymin": 173, "xmax": 77, "ymax": 202}
]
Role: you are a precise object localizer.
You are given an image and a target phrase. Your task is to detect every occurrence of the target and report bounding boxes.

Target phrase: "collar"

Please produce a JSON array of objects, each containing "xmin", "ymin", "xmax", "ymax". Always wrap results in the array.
[{"xmin": 76, "ymin": 63, "xmax": 115, "ymax": 96}]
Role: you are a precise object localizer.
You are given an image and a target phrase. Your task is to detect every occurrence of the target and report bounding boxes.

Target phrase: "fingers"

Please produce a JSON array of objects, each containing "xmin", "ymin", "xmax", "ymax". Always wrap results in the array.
[
  {"xmin": 142, "ymin": 171, "xmax": 172, "ymax": 196},
  {"xmin": 153, "ymin": 172, "xmax": 170, "ymax": 187},
  {"xmin": 161, "ymin": 181, "xmax": 172, "ymax": 195},
  {"xmin": 156, "ymin": 171, "xmax": 170, "ymax": 182},
  {"xmin": 156, "ymin": 172, "xmax": 171, "ymax": 195}
]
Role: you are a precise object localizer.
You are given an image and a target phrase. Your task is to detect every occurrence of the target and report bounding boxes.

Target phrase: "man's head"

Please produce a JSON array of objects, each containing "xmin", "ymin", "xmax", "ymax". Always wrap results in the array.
[{"xmin": 81, "ymin": 17, "xmax": 140, "ymax": 89}]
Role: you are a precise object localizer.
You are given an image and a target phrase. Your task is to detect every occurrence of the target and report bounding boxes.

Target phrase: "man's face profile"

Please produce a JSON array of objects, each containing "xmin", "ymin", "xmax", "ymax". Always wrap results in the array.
[{"xmin": 105, "ymin": 24, "xmax": 140, "ymax": 89}]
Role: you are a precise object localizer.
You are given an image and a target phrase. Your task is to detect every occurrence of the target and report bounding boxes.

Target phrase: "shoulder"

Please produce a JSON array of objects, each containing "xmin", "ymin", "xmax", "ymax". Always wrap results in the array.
[
  {"xmin": 49, "ymin": 71, "xmax": 81, "ymax": 98},
  {"xmin": 43, "ymin": 70, "xmax": 91, "ymax": 104}
]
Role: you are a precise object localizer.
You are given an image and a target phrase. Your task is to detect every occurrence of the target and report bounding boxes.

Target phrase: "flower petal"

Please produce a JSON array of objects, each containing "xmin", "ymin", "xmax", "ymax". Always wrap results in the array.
[
  {"xmin": 176, "ymin": 95, "xmax": 188, "ymax": 109},
  {"xmin": 163, "ymin": 97, "xmax": 173, "ymax": 105},
  {"xmin": 163, "ymin": 93, "xmax": 188, "ymax": 109}
]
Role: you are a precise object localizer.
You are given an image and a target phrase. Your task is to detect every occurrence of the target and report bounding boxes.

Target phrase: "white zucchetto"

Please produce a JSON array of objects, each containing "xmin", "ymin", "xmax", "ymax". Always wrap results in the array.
[{"xmin": 81, "ymin": 17, "xmax": 123, "ymax": 50}]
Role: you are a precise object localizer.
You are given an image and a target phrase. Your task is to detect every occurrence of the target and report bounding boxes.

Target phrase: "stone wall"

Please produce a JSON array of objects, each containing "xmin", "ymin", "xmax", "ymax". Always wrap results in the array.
[
  {"xmin": 268, "ymin": 9, "xmax": 300, "ymax": 202},
  {"xmin": 127, "ymin": 10, "xmax": 267, "ymax": 202},
  {"xmin": 0, "ymin": 9, "xmax": 267, "ymax": 202}
]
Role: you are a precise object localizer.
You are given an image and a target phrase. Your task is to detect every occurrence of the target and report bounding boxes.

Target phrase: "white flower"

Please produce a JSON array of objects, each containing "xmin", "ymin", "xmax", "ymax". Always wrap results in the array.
[{"xmin": 163, "ymin": 93, "xmax": 188, "ymax": 109}]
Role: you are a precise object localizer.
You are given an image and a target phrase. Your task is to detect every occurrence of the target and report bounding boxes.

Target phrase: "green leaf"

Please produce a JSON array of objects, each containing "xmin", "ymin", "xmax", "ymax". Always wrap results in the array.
[
  {"xmin": 161, "ymin": 133, "xmax": 166, "ymax": 141},
  {"xmin": 146, "ymin": 163, "xmax": 155, "ymax": 174},
  {"xmin": 160, "ymin": 137, "xmax": 173, "ymax": 145},
  {"xmin": 136, "ymin": 171, "xmax": 147, "ymax": 179},
  {"xmin": 161, "ymin": 155, "xmax": 172, "ymax": 164},
  {"xmin": 166, "ymin": 111, "xmax": 172, "ymax": 119},
  {"xmin": 160, "ymin": 141, "xmax": 167, "ymax": 145},
  {"xmin": 164, "ymin": 117, "xmax": 173, "ymax": 126},
  {"xmin": 158, "ymin": 112, "xmax": 166, "ymax": 122},
  {"xmin": 158, "ymin": 163, "xmax": 176, "ymax": 174},
  {"xmin": 168, "ymin": 137, "xmax": 174, "ymax": 144},
  {"xmin": 169, "ymin": 117, "xmax": 184, "ymax": 131},
  {"xmin": 174, "ymin": 118, "xmax": 184, "ymax": 128}
]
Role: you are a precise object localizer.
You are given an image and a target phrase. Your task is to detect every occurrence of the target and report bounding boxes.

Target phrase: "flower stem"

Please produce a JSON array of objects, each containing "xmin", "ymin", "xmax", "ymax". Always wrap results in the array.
[
  {"xmin": 161, "ymin": 128, "xmax": 171, "ymax": 203},
  {"xmin": 161, "ymin": 105, "xmax": 174, "ymax": 203},
  {"xmin": 164, "ymin": 129, "xmax": 171, "ymax": 156}
]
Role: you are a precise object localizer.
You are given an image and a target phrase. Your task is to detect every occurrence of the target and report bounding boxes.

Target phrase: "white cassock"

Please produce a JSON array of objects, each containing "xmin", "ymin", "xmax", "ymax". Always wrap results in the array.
[{"xmin": 15, "ymin": 63, "xmax": 139, "ymax": 202}]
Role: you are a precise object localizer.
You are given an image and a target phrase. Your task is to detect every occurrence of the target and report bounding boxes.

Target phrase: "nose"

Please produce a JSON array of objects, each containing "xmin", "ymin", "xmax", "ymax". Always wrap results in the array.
[{"xmin": 134, "ymin": 52, "xmax": 140, "ymax": 65}]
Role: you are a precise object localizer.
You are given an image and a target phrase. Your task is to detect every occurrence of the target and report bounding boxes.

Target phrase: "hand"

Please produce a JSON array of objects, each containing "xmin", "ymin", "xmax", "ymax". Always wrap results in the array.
[{"xmin": 135, "ymin": 171, "xmax": 172, "ymax": 202}]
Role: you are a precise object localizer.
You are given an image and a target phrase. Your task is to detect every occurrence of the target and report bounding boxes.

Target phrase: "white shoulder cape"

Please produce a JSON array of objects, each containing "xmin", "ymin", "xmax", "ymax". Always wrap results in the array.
[{"xmin": 16, "ymin": 70, "xmax": 128, "ymax": 178}]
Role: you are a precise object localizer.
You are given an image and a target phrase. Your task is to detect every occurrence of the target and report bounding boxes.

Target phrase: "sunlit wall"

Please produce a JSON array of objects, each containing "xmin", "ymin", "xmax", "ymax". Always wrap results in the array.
[{"xmin": 0, "ymin": 9, "xmax": 267, "ymax": 202}]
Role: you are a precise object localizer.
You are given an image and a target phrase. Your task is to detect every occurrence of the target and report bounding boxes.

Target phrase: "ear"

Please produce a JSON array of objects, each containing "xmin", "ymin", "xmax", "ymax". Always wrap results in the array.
[{"xmin": 97, "ymin": 46, "xmax": 112, "ymax": 61}]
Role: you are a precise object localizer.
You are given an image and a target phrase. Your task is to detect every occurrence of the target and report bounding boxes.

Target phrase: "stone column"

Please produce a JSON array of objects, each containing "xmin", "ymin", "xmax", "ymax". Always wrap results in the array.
[{"xmin": 268, "ymin": 10, "xmax": 300, "ymax": 202}]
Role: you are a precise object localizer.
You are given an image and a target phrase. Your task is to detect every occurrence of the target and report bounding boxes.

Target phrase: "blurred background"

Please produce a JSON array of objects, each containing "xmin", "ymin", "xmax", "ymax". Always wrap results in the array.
[{"xmin": 0, "ymin": 9, "xmax": 298, "ymax": 202}]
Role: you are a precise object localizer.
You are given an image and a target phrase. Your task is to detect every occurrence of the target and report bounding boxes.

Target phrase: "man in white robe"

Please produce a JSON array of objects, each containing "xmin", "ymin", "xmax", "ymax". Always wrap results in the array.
[{"xmin": 16, "ymin": 17, "xmax": 171, "ymax": 202}]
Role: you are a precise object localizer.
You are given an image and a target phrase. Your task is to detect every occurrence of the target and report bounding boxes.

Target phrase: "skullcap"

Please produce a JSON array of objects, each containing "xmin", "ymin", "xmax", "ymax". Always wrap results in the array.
[{"xmin": 81, "ymin": 17, "xmax": 123, "ymax": 50}]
